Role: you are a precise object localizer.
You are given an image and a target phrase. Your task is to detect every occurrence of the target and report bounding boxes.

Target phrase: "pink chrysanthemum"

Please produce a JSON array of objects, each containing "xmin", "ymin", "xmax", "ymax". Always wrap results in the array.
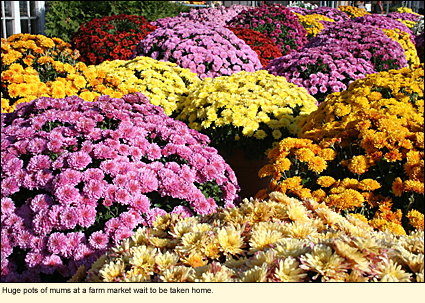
[{"xmin": 88, "ymin": 231, "xmax": 109, "ymax": 250}]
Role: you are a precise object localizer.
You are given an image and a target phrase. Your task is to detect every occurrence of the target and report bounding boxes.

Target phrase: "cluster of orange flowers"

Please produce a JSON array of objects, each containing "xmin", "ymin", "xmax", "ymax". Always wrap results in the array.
[
  {"xmin": 258, "ymin": 65, "xmax": 424, "ymax": 234},
  {"xmin": 1, "ymin": 34, "xmax": 125, "ymax": 113}
]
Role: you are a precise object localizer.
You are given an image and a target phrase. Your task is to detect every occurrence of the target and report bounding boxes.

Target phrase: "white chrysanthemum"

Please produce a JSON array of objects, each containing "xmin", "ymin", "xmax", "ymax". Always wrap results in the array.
[{"xmin": 274, "ymin": 257, "xmax": 308, "ymax": 282}]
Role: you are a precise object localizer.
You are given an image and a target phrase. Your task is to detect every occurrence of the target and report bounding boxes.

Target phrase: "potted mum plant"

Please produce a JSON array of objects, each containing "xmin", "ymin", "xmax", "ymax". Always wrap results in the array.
[
  {"xmin": 1, "ymin": 92, "xmax": 239, "ymax": 282},
  {"xmin": 258, "ymin": 64, "xmax": 424, "ymax": 235},
  {"xmin": 176, "ymin": 70, "xmax": 318, "ymax": 198}
]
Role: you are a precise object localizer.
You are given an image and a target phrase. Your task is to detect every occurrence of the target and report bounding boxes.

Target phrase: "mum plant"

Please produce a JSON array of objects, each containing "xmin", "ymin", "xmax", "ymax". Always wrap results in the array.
[
  {"xmin": 227, "ymin": 4, "xmax": 308, "ymax": 55},
  {"xmin": 306, "ymin": 22, "xmax": 408, "ymax": 72},
  {"xmin": 130, "ymin": 22, "xmax": 262, "ymax": 80},
  {"xmin": 258, "ymin": 65, "xmax": 424, "ymax": 235},
  {"xmin": 1, "ymin": 34, "xmax": 128, "ymax": 113},
  {"xmin": 337, "ymin": 5, "xmax": 370, "ymax": 19},
  {"xmin": 151, "ymin": 5, "xmax": 247, "ymax": 28},
  {"xmin": 73, "ymin": 192, "xmax": 424, "ymax": 282},
  {"xmin": 72, "ymin": 14, "xmax": 157, "ymax": 65},
  {"xmin": 176, "ymin": 70, "xmax": 318, "ymax": 161},
  {"xmin": 1, "ymin": 93, "xmax": 239, "ymax": 282},
  {"xmin": 292, "ymin": 13, "xmax": 335, "ymax": 40},
  {"xmin": 387, "ymin": 11, "xmax": 421, "ymax": 29},
  {"xmin": 266, "ymin": 45, "xmax": 376, "ymax": 103},
  {"xmin": 226, "ymin": 27, "xmax": 283, "ymax": 69},
  {"xmin": 84, "ymin": 56, "xmax": 200, "ymax": 116},
  {"xmin": 353, "ymin": 14, "xmax": 416, "ymax": 44},
  {"xmin": 307, "ymin": 6, "xmax": 351, "ymax": 23}
]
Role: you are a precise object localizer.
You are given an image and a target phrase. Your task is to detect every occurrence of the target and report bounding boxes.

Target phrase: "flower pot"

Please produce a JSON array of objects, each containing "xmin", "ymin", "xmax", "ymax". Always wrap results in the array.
[{"xmin": 221, "ymin": 149, "xmax": 272, "ymax": 200}]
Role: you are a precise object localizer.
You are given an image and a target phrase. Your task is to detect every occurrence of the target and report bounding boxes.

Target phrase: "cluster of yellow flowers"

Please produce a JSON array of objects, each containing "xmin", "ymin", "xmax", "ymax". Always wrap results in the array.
[
  {"xmin": 396, "ymin": 7, "xmax": 422, "ymax": 15},
  {"xmin": 395, "ymin": 7, "xmax": 421, "ymax": 28},
  {"xmin": 294, "ymin": 13, "xmax": 335, "ymax": 39},
  {"xmin": 258, "ymin": 65, "xmax": 424, "ymax": 234},
  {"xmin": 88, "ymin": 56, "xmax": 201, "ymax": 116},
  {"xmin": 176, "ymin": 70, "xmax": 318, "ymax": 159},
  {"xmin": 337, "ymin": 5, "xmax": 370, "ymax": 19},
  {"xmin": 70, "ymin": 192, "xmax": 424, "ymax": 282},
  {"xmin": 1, "ymin": 34, "xmax": 125, "ymax": 113},
  {"xmin": 382, "ymin": 28, "xmax": 420, "ymax": 67},
  {"xmin": 398, "ymin": 19, "xmax": 417, "ymax": 29}
]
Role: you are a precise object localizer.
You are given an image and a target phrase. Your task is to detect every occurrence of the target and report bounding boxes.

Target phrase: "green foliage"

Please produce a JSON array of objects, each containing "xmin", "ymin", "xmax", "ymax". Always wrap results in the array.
[{"xmin": 45, "ymin": 1, "xmax": 191, "ymax": 43}]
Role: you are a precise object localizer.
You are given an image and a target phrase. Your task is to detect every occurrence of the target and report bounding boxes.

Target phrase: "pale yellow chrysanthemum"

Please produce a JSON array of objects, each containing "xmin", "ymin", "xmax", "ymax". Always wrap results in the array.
[
  {"xmin": 160, "ymin": 266, "xmax": 195, "ymax": 282},
  {"xmin": 129, "ymin": 245, "xmax": 157, "ymax": 275},
  {"xmin": 156, "ymin": 251, "xmax": 180, "ymax": 273},
  {"xmin": 181, "ymin": 251, "xmax": 208, "ymax": 269},
  {"xmin": 249, "ymin": 227, "xmax": 284, "ymax": 252},
  {"xmin": 99, "ymin": 260, "xmax": 125, "ymax": 282},
  {"xmin": 177, "ymin": 231, "xmax": 208, "ymax": 255},
  {"xmin": 334, "ymin": 239, "xmax": 371, "ymax": 274},
  {"xmin": 372, "ymin": 257, "xmax": 412, "ymax": 282},
  {"xmin": 285, "ymin": 221, "xmax": 319, "ymax": 239},
  {"xmin": 300, "ymin": 244, "xmax": 349, "ymax": 281},
  {"xmin": 240, "ymin": 264, "xmax": 269, "ymax": 282},
  {"xmin": 274, "ymin": 257, "xmax": 308, "ymax": 282},
  {"xmin": 248, "ymin": 249, "xmax": 276, "ymax": 268},
  {"xmin": 217, "ymin": 226, "xmax": 244, "ymax": 256},
  {"xmin": 193, "ymin": 263, "xmax": 236, "ymax": 282}
]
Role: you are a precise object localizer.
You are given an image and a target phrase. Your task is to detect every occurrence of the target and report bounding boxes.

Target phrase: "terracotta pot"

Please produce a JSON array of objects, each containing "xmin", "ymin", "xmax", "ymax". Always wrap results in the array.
[{"xmin": 221, "ymin": 149, "xmax": 271, "ymax": 200}]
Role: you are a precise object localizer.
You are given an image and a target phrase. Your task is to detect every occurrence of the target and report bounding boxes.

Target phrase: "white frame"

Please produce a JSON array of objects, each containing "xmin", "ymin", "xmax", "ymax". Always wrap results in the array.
[{"xmin": 1, "ymin": 1, "xmax": 45, "ymax": 40}]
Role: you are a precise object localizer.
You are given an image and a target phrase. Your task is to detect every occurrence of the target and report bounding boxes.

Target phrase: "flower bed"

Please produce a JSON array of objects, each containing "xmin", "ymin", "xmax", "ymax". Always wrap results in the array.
[
  {"xmin": 72, "ymin": 192, "xmax": 424, "ymax": 282},
  {"xmin": 306, "ymin": 22, "xmax": 408, "ymax": 72},
  {"xmin": 72, "ymin": 14, "xmax": 157, "ymax": 65},
  {"xmin": 258, "ymin": 65, "xmax": 424, "ymax": 235},
  {"xmin": 1, "ymin": 93, "xmax": 239, "ymax": 282},
  {"xmin": 176, "ymin": 70, "xmax": 318, "ymax": 161},
  {"xmin": 266, "ymin": 45, "xmax": 376, "ymax": 103},
  {"xmin": 130, "ymin": 22, "xmax": 262, "ymax": 80},
  {"xmin": 227, "ymin": 4, "xmax": 308, "ymax": 55},
  {"xmin": 226, "ymin": 27, "xmax": 282, "ymax": 69},
  {"xmin": 84, "ymin": 56, "xmax": 200, "ymax": 116}
]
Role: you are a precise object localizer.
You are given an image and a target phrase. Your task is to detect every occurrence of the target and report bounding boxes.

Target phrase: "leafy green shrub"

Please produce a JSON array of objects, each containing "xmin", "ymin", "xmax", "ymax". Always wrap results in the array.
[{"xmin": 45, "ymin": 1, "xmax": 191, "ymax": 43}]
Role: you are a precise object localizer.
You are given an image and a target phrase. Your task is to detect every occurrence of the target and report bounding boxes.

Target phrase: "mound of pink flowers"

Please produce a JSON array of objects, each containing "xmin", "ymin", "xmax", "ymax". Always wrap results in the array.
[
  {"xmin": 1, "ymin": 93, "xmax": 239, "ymax": 282},
  {"xmin": 353, "ymin": 14, "xmax": 416, "ymax": 45},
  {"xmin": 305, "ymin": 22, "xmax": 408, "ymax": 72},
  {"xmin": 151, "ymin": 5, "xmax": 247, "ymax": 28},
  {"xmin": 266, "ymin": 45, "xmax": 376, "ymax": 103},
  {"xmin": 130, "ymin": 22, "xmax": 262, "ymax": 79}
]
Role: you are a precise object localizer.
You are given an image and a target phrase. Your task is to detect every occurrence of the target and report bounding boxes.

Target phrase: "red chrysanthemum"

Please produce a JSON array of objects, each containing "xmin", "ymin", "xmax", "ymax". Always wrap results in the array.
[
  {"xmin": 72, "ymin": 14, "xmax": 157, "ymax": 65},
  {"xmin": 227, "ymin": 27, "xmax": 283, "ymax": 68}
]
